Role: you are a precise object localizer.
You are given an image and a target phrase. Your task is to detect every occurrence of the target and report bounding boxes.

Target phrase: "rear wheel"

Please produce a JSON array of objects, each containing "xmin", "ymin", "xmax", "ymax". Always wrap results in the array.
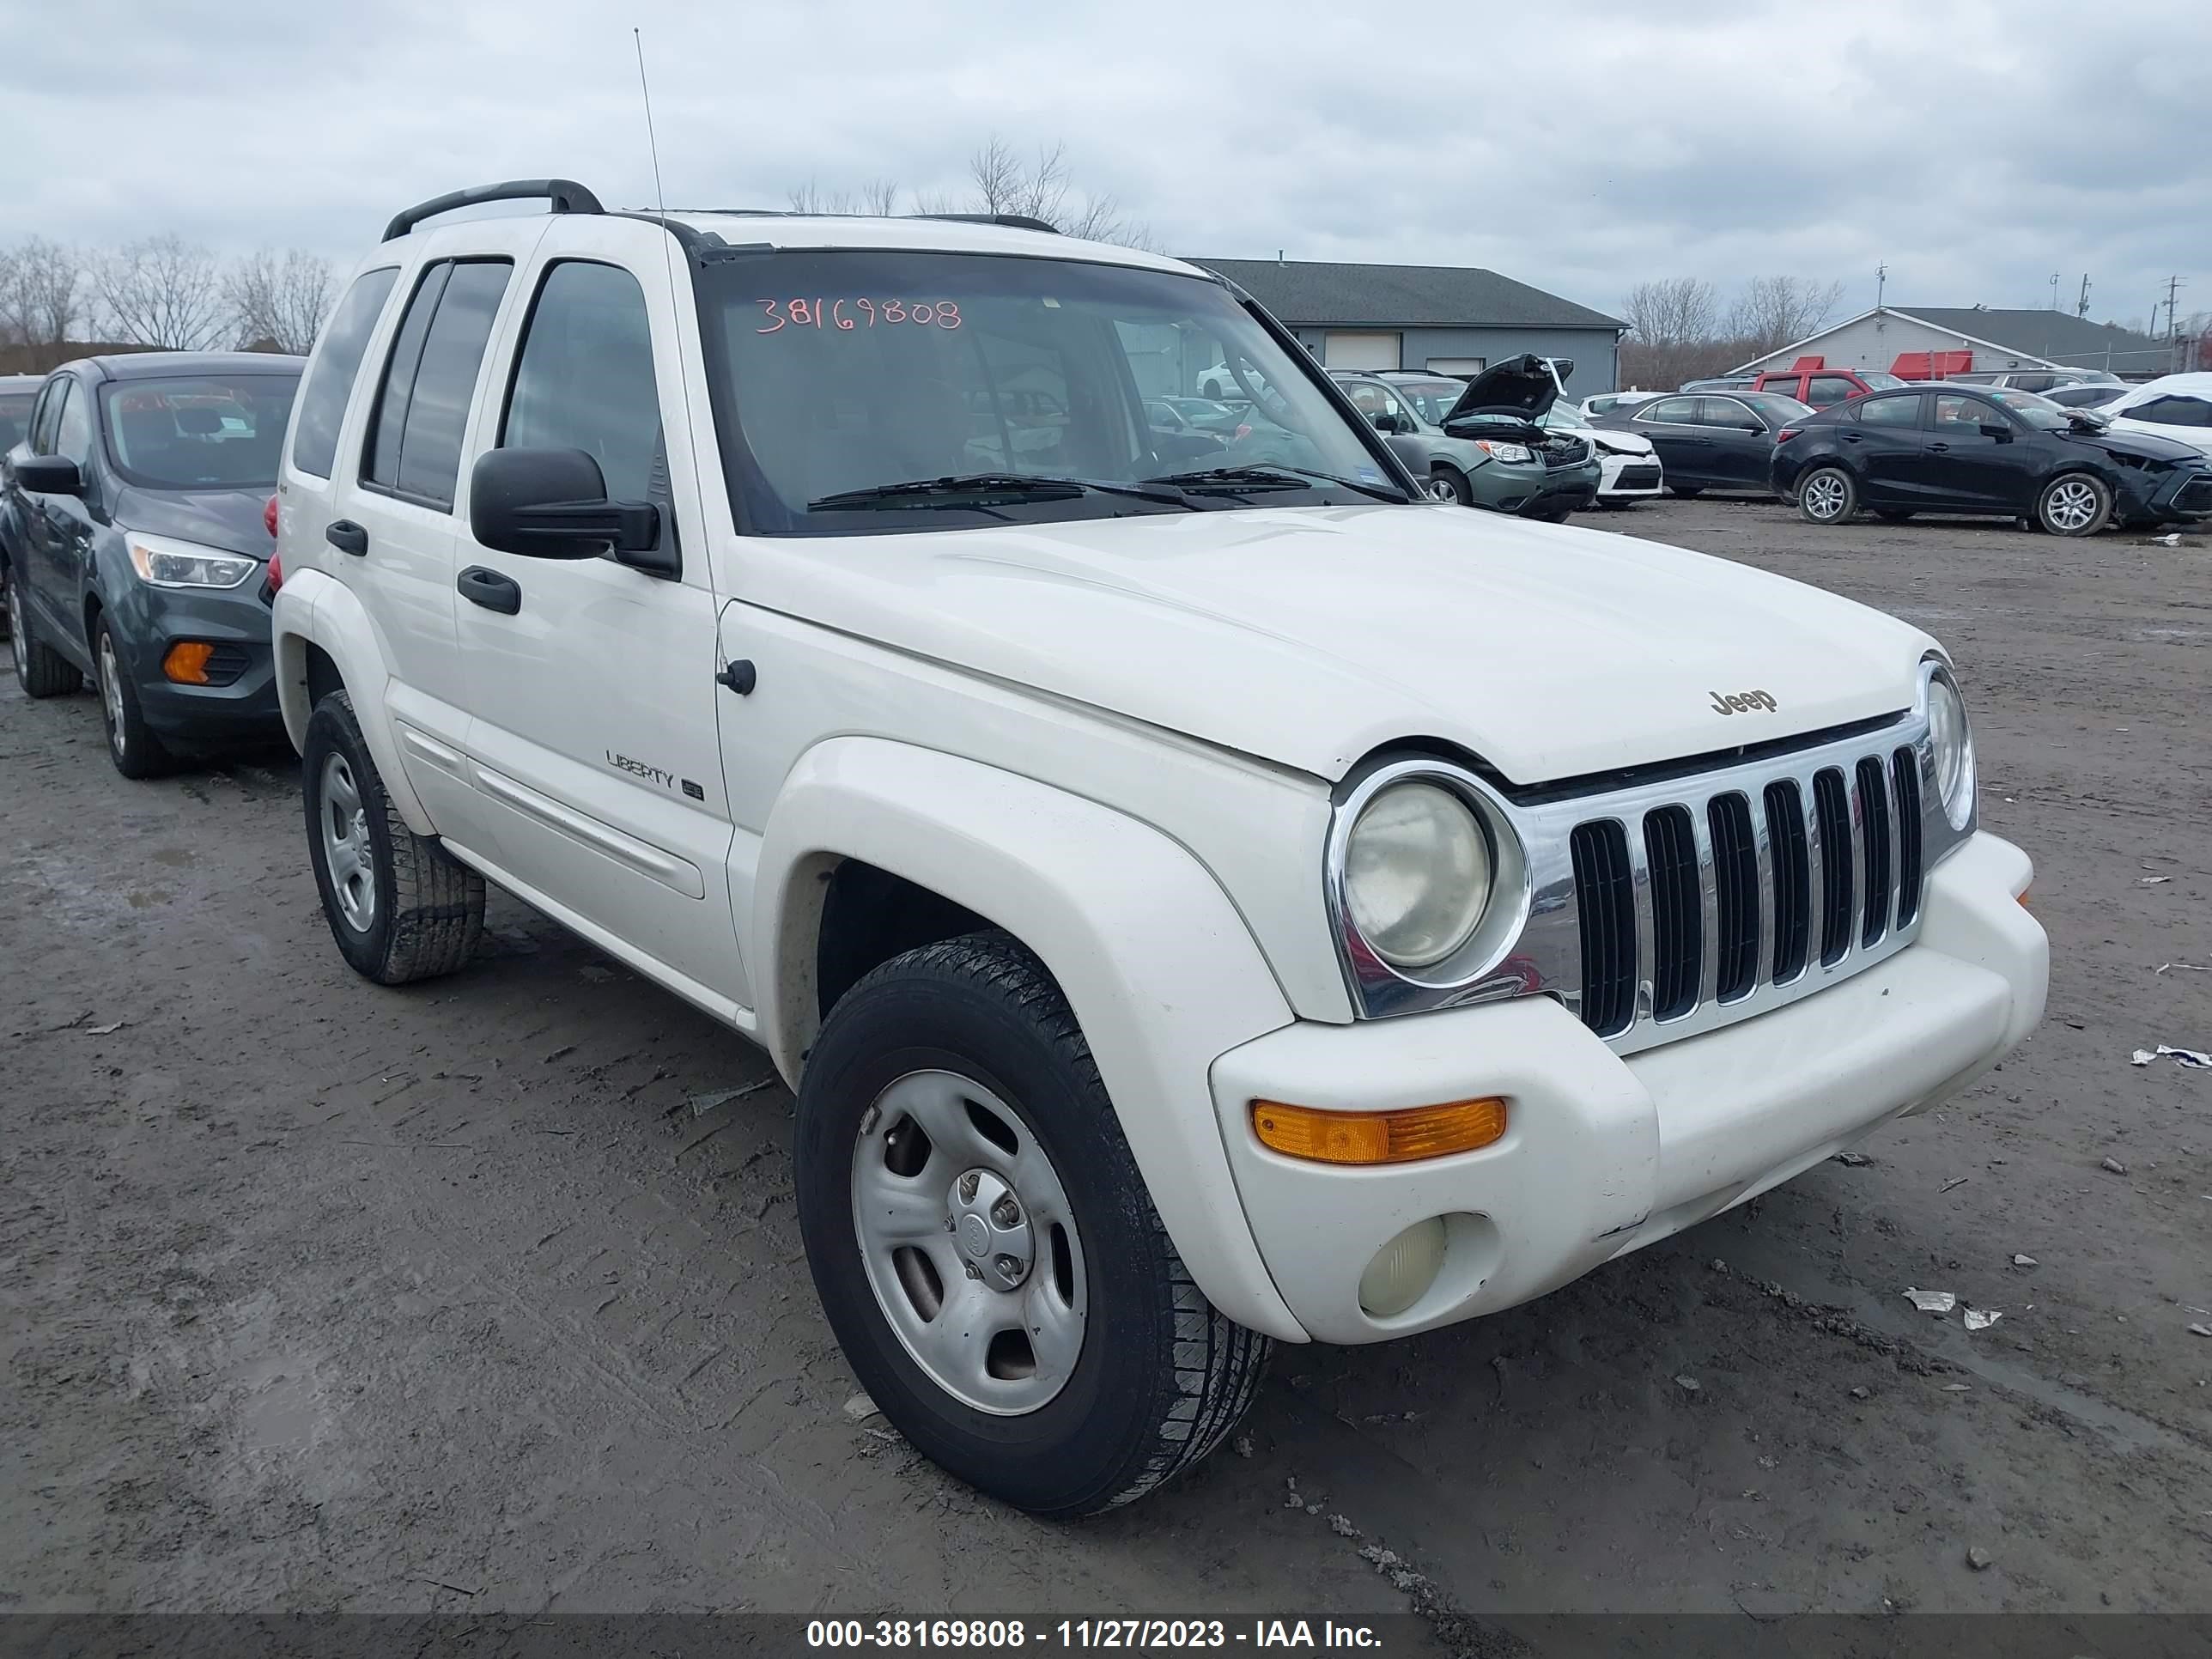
[
  {"xmin": 9, "ymin": 576, "xmax": 81, "ymax": 697},
  {"xmin": 796, "ymin": 932, "xmax": 1269, "ymax": 1516},
  {"xmin": 93, "ymin": 615, "xmax": 173, "ymax": 779},
  {"xmin": 2036, "ymin": 471, "xmax": 2112, "ymax": 538},
  {"xmin": 302, "ymin": 689, "xmax": 484, "ymax": 984},
  {"xmin": 1797, "ymin": 465, "xmax": 1857, "ymax": 526}
]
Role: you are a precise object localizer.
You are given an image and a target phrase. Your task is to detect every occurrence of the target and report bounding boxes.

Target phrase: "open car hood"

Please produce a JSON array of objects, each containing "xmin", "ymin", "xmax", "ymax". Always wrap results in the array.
[{"xmin": 1444, "ymin": 355, "xmax": 1570, "ymax": 425}]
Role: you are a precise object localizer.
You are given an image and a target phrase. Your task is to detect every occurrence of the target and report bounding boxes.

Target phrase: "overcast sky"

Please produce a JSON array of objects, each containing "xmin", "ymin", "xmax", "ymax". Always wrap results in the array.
[{"xmin": 6, "ymin": 0, "xmax": 2207, "ymax": 335}]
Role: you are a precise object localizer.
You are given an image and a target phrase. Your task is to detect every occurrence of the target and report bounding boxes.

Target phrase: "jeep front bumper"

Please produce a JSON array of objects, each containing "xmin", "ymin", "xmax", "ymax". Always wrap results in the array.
[{"xmin": 1207, "ymin": 831, "xmax": 2045, "ymax": 1344}]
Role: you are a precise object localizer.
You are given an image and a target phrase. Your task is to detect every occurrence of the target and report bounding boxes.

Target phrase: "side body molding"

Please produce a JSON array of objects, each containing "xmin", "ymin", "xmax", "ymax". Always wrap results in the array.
[{"xmin": 755, "ymin": 736, "xmax": 1308, "ymax": 1341}]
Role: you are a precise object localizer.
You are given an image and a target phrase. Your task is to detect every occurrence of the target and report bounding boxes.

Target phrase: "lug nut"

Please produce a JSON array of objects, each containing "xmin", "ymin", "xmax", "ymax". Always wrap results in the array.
[
  {"xmin": 958, "ymin": 1171, "xmax": 981, "ymax": 1202},
  {"xmin": 991, "ymin": 1195, "xmax": 1021, "ymax": 1228}
]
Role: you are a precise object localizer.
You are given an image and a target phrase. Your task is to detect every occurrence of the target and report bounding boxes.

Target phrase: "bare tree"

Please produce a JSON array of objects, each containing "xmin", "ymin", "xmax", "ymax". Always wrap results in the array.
[
  {"xmin": 0, "ymin": 237, "xmax": 88, "ymax": 348},
  {"xmin": 1725, "ymin": 276, "xmax": 1845, "ymax": 357},
  {"xmin": 1620, "ymin": 277, "xmax": 1720, "ymax": 350},
  {"xmin": 781, "ymin": 137, "xmax": 1152, "ymax": 246},
  {"xmin": 93, "ymin": 234, "xmax": 228, "ymax": 350},
  {"xmin": 224, "ymin": 248, "xmax": 333, "ymax": 355}
]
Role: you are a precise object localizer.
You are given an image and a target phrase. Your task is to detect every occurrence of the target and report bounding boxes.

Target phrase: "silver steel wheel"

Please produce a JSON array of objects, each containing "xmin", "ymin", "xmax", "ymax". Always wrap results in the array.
[
  {"xmin": 98, "ymin": 632, "xmax": 126, "ymax": 757},
  {"xmin": 2044, "ymin": 477, "xmax": 2100, "ymax": 533},
  {"xmin": 318, "ymin": 752, "xmax": 376, "ymax": 933},
  {"xmin": 1427, "ymin": 475, "xmax": 1459, "ymax": 502},
  {"xmin": 1802, "ymin": 471, "xmax": 1849, "ymax": 520},
  {"xmin": 7, "ymin": 583, "xmax": 24, "ymax": 677},
  {"xmin": 851, "ymin": 1068, "xmax": 1087, "ymax": 1415}
]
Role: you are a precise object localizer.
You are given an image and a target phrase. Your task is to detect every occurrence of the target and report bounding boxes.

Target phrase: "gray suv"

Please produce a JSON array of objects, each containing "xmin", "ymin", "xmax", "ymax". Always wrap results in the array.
[{"xmin": 1330, "ymin": 360, "xmax": 1600, "ymax": 521}]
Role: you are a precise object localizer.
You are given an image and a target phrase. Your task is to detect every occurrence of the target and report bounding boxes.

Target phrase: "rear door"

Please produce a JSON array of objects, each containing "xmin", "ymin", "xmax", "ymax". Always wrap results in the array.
[
  {"xmin": 1830, "ymin": 392, "xmax": 1927, "ymax": 505},
  {"xmin": 325, "ymin": 230, "xmax": 537, "ymax": 829},
  {"xmin": 9, "ymin": 378, "xmax": 65, "ymax": 626},
  {"xmin": 449, "ymin": 224, "xmax": 746, "ymax": 1015},
  {"xmin": 1628, "ymin": 396, "xmax": 1711, "ymax": 482}
]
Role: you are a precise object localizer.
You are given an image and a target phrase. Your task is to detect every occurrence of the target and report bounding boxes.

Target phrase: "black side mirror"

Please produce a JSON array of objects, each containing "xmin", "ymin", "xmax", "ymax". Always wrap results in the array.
[
  {"xmin": 469, "ymin": 447, "xmax": 671, "ymax": 573},
  {"xmin": 12, "ymin": 453, "xmax": 82, "ymax": 495},
  {"xmin": 1979, "ymin": 423, "xmax": 2013, "ymax": 442}
]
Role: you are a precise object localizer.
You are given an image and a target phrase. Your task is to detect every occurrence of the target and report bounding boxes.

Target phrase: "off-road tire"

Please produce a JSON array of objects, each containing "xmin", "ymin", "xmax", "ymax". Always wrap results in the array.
[
  {"xmin": 1668, "ymin": 484, "xmax": 1704, "ymax": 499},
  {"xmin": 1430, "ymin": 466, "xmax": 1471, "ymax": 506},
  {"xmin": 1797, "ymin": 465, "xmax": 1858, "ymax": 526},
  {"xmin": 9, "ymin": 574, "xmax": 82, "ymax": 697},
  {"xmin": 2036, "ymin": 471, "xmax": 2112, "ymax": 538},
  {"xmin": 302, "ymin": 689, "xmax": 483, "ymax": 984},
  {"xmin": 94, "ymin": 614, "xmax": 173, "ymax": 780},
  {"xmin": 796, "ymin": 931, "xmax": 1270, "ymax": 1517}
]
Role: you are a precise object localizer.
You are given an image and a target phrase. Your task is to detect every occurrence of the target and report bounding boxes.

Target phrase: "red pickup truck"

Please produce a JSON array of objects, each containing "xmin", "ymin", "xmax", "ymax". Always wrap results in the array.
[{"xmin": 1751, "ymin": 356, "xmax": 1909, "ymax": 408}]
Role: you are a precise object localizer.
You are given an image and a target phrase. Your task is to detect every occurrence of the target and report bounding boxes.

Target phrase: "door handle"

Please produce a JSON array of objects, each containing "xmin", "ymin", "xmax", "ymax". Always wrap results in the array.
[
  {"xmin": 457, "ymin": 565, "xmax": 522, "ymax": 615},
  {"xmin": 325, "ymin": 520, "xmax": 369, "ymax": 556},
  {"xmin": 1928, "ymin": 441, "xmax": 1952, "ymax": 453},
  {"xmin": 1842, "ymin": 431, "xmax": 1864, "ymax": 442}
]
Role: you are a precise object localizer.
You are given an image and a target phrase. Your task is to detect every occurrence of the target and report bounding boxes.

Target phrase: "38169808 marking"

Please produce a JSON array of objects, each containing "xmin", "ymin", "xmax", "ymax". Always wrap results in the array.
[{"xmin": 757, "ymin": 297, "xmax": 963, "ymax": 332}]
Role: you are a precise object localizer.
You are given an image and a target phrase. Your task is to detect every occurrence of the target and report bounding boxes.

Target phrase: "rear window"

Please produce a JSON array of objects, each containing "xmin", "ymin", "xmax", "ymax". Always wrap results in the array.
[
  {"xmin": 362, "ymin": 259, "xmax": 513, "ymax": 510},
  {"xmin": 291, "ymin": 267, "xmax": 398, "ymax": 478},
  {"xmin": 2126, "ymin": 394, "xmax": 2212, "ymax": 428},
  {"xmin": 98, "ymin": 374, "xmax": 301, "ymax": 489}
]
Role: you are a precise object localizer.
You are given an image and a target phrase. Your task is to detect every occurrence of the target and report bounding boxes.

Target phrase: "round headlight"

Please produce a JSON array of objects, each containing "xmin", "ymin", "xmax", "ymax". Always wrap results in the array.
[
  {"xmin": 1343, "ymin": 782, "xmax": 1492, "ymax": 969},
  {"xmin": 1926, "ymin": 671, "xmax": 1974, "ymax": 830}
]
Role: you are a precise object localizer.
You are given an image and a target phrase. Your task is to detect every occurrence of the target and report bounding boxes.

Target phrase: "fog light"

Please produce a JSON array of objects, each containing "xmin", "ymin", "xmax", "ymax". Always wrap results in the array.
[
  {"xmin": 162, "ymin": 641, "xmax": 215, "ymax": 684},
  {"xmin": 1251, "ymin": 1097, "xmax": 1507, "ymax": 1164},
  {"xmin": 1358, "ymin": 1218, "xmax": 1446, "ymax": 1318}
]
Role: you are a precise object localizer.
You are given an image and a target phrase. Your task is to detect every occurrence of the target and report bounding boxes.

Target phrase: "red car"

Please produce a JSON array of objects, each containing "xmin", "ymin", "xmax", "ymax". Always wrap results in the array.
[{"xmin": 1752, "ymin": 356, "xmax": 1909, "ymax": 408}]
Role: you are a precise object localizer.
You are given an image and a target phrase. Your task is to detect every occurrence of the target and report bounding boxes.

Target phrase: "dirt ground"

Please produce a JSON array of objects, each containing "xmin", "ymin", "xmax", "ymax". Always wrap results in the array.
[{"xmin": 3, "ymin": 496, "xmax": 2209, "ymax": 1632}]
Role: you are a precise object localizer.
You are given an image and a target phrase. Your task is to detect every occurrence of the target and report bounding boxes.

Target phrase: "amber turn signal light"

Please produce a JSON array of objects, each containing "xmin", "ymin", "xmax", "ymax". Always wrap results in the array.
[
  {"xmin": 1250, "ymin": 1097, "xmax": 1508, "ymax": 1165},
  {"xmin": 162, "ymin": 641, "xmax": 216, "ymax": 684}
]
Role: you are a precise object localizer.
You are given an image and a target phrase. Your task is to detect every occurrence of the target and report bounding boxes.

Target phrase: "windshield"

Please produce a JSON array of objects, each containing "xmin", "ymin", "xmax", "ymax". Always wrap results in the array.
[
  {"xmin": 1984, "ymin": 388, "xmax": 2075, "ymax": 430},
  {"xmin": 1739, "ymin": 392, "xmax": 1815, "ymax": 423},
  {"xmin": 97, "ymin": 373, "xmax": 300, "ymax": 489},
  {"xmin": 1539, "ymin": 403, "xmax": 1594, "ymax": 431},
  {"xmin": 1380, "ymin": 380, "xmax": 1464, "ymax": 425},
  {"xmin": 696, "ymin": 250, "xmax": 1408, "ymax": 532}
]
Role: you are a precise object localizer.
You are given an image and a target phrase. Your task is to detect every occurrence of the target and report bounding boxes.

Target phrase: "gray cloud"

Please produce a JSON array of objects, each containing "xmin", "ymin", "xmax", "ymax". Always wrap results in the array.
[{"xmin": 4, "ymin": 0, "xmax": 2206, "ymax": 336}]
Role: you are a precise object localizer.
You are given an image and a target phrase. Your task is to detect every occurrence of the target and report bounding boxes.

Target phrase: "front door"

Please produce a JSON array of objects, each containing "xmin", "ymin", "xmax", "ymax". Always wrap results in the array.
[
  {"xmin": 450, "ymin": 250, "xmax": 748, "ymax": 1017},
  {"xmin": 1913, "ymin": 393, "xmax": 2028, "ymax": 510}
]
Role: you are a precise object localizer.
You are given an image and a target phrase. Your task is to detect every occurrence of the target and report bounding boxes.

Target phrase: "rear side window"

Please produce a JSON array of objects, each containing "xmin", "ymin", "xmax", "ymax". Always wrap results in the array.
[
  {"xmin": 1756, "ymin": 375, "xmax": 1802, "ymax": 398},
  {"xmin": 1697, "ymin": 398, "xmax": 1759, "ymax": 430},
  {"xmin": 1640, "ymin": 397, "xmax": 1698, "ymax": 423},
  {"xmin": 1853, "ymin": 393, "xmax": 1922, "ymax": 427},
  {"xmin": 363, "ymin": 258, "xmax": 512, "ymax": 510},
  {"xmin": 291, "ymin": 266, "xmax": 398, "ymax": 478},
  {"xmin": 2128, "ymin": 395, "xmax": 2212, "ymax": 428},
  {"xmin": 500, "ymin": 262, "xmax": 665, "ymax": 505}
]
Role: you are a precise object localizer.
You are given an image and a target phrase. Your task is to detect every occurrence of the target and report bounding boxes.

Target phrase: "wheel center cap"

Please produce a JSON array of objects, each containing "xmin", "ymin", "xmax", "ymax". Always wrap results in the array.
[{"xmin": 949, "ymin": 1167, "xmax": 1035, "ymax": 1291}]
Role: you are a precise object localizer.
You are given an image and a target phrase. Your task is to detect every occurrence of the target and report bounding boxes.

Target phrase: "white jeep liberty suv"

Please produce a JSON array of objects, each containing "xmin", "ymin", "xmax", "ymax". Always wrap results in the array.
[{"xmin": 270, "ymin": 180, "xmax": 2048, "ymax": 1516}]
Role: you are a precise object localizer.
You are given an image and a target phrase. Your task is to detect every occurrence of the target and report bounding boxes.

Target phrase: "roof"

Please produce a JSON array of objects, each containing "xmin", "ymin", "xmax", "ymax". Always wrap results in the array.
[
  {"xmin": 1188, "ymin": 258, "xmax": 1626, "ymax": 331},
  {"xmin": 1731, "ymin": 305, "xmax": 2167, "ymax": 375},
  {"xmin": 0, "ymin": 374, "xmax": 43, "ymax": 391},
  {"xmin": 81, "ymin": 351, "xmax": 306, "ymax": 380},
  {"xmin": 665, "ymin": 212, "xmax": 1199, "ymax": 276}
]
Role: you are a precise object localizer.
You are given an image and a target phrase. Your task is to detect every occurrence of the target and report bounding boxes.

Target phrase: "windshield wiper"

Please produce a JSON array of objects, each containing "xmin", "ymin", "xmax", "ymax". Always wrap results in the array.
[
  {"xmin": 1146, "ymin": 465, "xmax": 1409, "ymax": 503},
  {"xmin": 808, "ymin": 473, "xmax": 1200, "ymax": 512}
]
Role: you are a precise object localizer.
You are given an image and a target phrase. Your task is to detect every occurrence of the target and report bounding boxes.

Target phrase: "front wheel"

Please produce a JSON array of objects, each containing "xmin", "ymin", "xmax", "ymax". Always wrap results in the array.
[
  {"xmin": 1429, "ymin": 466, "xmax": 1470, "ymax": 505},
  {"xmin": 2037, "ymin": 471, "xmax": 2112, "ymax": 538},
  {"xmin": 796, "ymin": 932, "xmax": 1270, "ymax": 1516},
  {"xmin": 1797, "ymin": 465, "xmax": 1858, "ymax": 525},
  {"xmin": 94, "ymin": 615, "xmax": 173, "ymax": 779},
  {"xmin": 302, "ymin": 689, "xmax": 484, "ymax": 984}
]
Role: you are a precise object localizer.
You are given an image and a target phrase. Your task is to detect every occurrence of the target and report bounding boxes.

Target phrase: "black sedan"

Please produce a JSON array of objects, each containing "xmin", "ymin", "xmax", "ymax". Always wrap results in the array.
[
  {"xmin": 1771, "ymin": 385, "xmax": 2212, "ymax": 537},
  {"xmin": 1593, "ymin": 390, "xmax": 1813, "ymax": 495},
  {"xmin": 2, "ymin": 352, "xmax": 303, "ymax": 775}
]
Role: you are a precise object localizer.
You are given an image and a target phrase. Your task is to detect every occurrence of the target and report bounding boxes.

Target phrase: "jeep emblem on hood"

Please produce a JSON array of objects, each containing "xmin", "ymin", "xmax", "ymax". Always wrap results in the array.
[{"xmin": 1710, "ymin": 690, "xmax": 1779, "ymax": 715}]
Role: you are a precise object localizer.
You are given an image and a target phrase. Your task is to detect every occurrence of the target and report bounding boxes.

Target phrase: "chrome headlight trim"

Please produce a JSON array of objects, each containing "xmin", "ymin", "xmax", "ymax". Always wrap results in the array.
[
  {"xmin": 1325, "ymin": 758, "xmax": 1533, "ymax": 1018},
  {"xmin": 1918, "ymin": 656, "xmax": 1976, "ymax": 835}
]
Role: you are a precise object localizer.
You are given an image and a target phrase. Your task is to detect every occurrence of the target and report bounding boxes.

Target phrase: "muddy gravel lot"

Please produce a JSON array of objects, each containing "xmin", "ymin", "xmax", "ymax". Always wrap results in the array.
[{"xmin": 3, "ymin": 497, "xmax": 2209, "ymax": 1632}]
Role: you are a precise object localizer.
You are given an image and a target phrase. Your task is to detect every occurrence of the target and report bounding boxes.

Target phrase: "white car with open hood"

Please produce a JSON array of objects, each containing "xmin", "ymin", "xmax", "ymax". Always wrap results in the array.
[{"xmin": 270, "ymin": 181, "xmax": 2049, "ymax": 1518}]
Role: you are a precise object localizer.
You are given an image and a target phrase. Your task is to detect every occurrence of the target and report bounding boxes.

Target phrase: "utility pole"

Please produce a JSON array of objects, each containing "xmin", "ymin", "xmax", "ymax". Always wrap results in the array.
[
  {"xmin": 2076, "ymin": 274, "xmax": 2090, "ymax": 319},
  {"xmin": 2166, "ymin": 276, "xmax": 2186, "ymax": 372},
  {"xmin": 1875, "ymin": 262, "xmax": 1887, "ymax": 310},
  {"xmin": 2050, "ymin": 272, "xmax": 2061, "ymax": 310}
]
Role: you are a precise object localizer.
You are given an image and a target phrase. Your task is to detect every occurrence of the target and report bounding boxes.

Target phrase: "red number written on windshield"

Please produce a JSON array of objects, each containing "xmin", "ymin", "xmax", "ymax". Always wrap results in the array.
[{"xmin": 756, "ymin": 299, "xmax": 964, "ymax": 333}]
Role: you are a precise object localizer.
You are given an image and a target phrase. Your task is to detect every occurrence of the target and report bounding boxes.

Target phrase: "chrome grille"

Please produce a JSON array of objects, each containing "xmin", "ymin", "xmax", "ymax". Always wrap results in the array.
[{"xmin": 1565, "ymin": 734, "xmax": 1932, "ymax": 1050}]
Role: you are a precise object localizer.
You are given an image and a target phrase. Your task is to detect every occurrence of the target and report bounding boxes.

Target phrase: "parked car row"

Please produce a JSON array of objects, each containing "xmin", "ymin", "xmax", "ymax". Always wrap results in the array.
[{"xmin": 0, "ymin": 184, "xmax": 2054, "ymax": 1525}]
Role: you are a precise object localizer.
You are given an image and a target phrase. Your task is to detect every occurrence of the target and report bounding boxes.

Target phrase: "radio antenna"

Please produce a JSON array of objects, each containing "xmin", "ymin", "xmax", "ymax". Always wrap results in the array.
[{"xmin": 631, "ymin": 27, "xmax": 711, "ymax": 605}]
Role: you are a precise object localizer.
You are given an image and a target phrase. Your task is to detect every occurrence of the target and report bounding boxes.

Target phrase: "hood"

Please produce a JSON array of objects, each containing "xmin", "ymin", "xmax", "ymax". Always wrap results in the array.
[
  {"xmin": 2100, "ymin": 420, "xmax": 2212, "ymax": 462},
  {"xmin": 1587, "ymin": 427, "xmax": 1654, "ymax": 457},
  {"xmin": 112, "ymin": 484, "xmax": 275, "ymax": 561},
  {"xmin": 736, "ymin": 505, "xmax": 1934, "ymax": 786},
  {"xmin": 1444, "ymin": 355, "xmax": 1569, "ymax": 426}
]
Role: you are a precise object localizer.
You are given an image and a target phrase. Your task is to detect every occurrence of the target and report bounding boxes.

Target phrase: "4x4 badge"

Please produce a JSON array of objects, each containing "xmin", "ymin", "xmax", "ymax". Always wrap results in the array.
[{"xmin": 1710, "ymin": 690, "xmax": 1778, "ymax": 715}]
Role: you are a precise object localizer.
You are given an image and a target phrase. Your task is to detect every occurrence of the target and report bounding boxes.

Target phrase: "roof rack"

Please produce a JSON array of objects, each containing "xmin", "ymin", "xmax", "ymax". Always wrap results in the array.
[
  {"xmin": 910, "ymin": 212, "xmax": 1058, "ymax": 234},
  {"xmin": 383, "ymin": 179, "xmax": 603, "ymax": 243},
  {"xmin": 660, "ymin": 208, "xmax": 1060, "ymax": 236}
]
